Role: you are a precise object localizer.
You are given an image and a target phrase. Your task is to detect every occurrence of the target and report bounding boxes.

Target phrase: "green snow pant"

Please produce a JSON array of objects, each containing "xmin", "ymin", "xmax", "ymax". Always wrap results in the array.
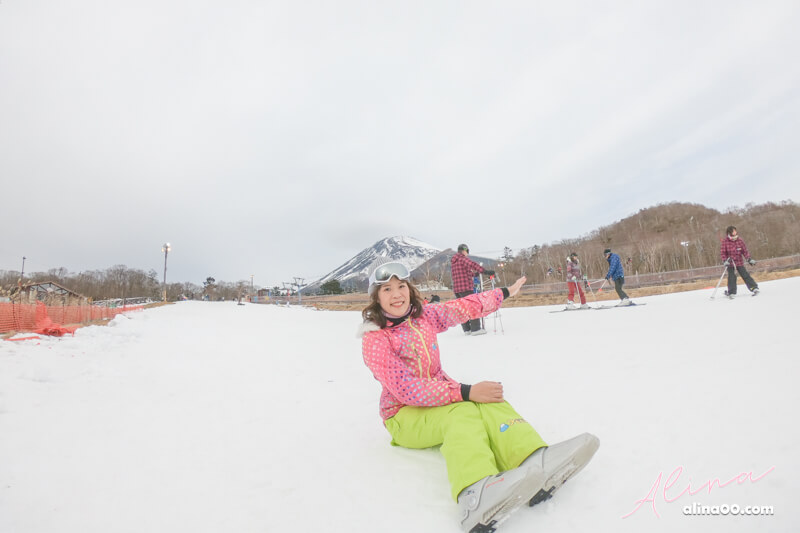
[{"xmin": 385, "ymin": 401, "xmax": 547, "ymax": 501}]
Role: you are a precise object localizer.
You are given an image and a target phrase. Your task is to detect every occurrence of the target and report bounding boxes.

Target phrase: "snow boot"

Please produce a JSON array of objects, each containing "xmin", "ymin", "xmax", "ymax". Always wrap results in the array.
[
  {"xmin": 566, "ymin": 300, "xmax": 576, "ymax": 309},
  {"xmin": 521, "ymin": 433, "xmax": 600, "ymax": 507},
  {"xmin": 751, "ymin": 288, "xmax": 760, "ymax": 296},
  {"xmin": 580, "ymin": 303, "xmax": 590, "ymax": 309},
  {"xmin": 618, "ymin": 298, "xmax": 632, "ymax": 306},
  {"xmin": 458, "ymin": 466, "xmax": 546, "ymax": 532}
]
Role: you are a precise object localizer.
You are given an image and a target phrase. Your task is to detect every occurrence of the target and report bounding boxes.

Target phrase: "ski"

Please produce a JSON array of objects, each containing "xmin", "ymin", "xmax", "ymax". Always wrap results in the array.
[
  {"xmin": 549, "ymin": 307, "xmax": 593, "ymax": 314},
  {"xmin": 593, "ymin": 302, "xmax": 647, "ymax": 310}
]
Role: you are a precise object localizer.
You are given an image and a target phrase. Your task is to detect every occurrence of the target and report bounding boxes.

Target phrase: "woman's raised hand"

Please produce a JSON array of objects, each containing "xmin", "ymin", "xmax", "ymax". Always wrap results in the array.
[{"xmin": 508, "ymin": 276, "xmax": 527, "ymax": 298}]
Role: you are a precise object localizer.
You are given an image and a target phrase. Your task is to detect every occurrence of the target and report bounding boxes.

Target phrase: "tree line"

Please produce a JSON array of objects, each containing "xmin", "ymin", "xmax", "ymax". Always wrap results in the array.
[
  {"xmin": 3, "ymin": 201, "xmax": 797, "ymax": 301},
  {"xmin": 409, "ymin": 200, "xmax": 800, "ymax": 288},
  {"xmin": 494, "ymin": 200, "xmax": 800, "ymax": 284},
  {"xmin": 0, "ymin": 267, "xmax": 258, "ymax": 303}
]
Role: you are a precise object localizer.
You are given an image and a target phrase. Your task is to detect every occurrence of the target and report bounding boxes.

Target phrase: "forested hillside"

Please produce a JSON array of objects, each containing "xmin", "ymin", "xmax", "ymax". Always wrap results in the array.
[{"xmin": 501, "ymin": 200, "xmax": 800, "ymax": 282}]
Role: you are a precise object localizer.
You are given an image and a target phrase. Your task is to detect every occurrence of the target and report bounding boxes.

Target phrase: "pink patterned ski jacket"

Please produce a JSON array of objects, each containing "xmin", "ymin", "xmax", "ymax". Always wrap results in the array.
[{"xmin": 360, "ymin": 289, "xmax": 505, "ymax": 422}]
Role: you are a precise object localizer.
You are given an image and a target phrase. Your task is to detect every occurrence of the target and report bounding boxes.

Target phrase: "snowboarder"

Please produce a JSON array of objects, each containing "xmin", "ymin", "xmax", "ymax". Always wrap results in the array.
[
  {"xmin": 720, "ymin": 226, "xmax": 759, "ymax": 297},
  {"xmin": 566, "ymin": 252, "xmax": 588, "ymax": 309},
  {"xmin": 451, "ymin": 244, "xmax": 494, "ymax": 336},
  {"xmin": 359, "ymin": 261, "xmax": 599, "ymax": 532},
  {"xmin": 603, "ymin": 249, "xmax": 631, "ymax": 305}
]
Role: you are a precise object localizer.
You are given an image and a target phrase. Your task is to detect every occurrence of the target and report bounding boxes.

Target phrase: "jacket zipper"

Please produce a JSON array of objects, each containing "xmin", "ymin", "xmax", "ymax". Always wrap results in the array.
[{"xmin": 407, "ymin": 319, "xmax": 432, "ymax": 380}]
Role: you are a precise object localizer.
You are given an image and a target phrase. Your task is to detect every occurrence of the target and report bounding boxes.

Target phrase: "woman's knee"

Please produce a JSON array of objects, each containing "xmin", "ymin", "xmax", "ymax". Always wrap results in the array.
[{"xmin": 448, "ymin": 401, "xmax": 481, "ymax": 419}]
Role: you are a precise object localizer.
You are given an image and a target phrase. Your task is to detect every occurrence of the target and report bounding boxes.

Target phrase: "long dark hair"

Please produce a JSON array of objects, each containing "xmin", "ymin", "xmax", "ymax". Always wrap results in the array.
[{"xmin": 361, "ymin": 278, "xmax": 425, "ymax": 328}]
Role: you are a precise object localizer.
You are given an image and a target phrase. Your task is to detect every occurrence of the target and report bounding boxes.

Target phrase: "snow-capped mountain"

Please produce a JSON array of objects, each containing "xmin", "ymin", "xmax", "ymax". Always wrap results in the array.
[{"xmin": 308, "ymin": 236, "xmax": 442, "ymax": 291}]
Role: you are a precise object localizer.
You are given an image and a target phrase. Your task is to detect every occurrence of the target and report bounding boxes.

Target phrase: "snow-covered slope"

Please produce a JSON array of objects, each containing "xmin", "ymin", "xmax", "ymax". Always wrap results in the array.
[
  {"xmin": 310, "ymin": 235, "xmax": 441, "ymax": 290},
  {"xmin": 1, "ymin": 278, "xmax": 797, "ymax": 533}
]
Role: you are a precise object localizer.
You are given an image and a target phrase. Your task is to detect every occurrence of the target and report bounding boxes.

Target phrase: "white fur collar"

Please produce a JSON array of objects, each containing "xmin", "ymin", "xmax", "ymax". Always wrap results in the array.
[{"xmin": 356, "ymin": 320, "xmax": 381, "ymax": 338}]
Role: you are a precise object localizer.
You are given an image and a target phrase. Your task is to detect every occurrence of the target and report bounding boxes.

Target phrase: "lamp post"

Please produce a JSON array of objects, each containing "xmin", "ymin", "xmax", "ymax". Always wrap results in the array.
[
  {"xmin": 161, "ymin": 243, "xmax": 171, "ymax": 301},
  {"xmin": 680, "ymin": 240, "xmax": 692, "ymax": 271},
  {"xmin": 18, "ymin": 256, "xmax": 26, "ymax": 291}
]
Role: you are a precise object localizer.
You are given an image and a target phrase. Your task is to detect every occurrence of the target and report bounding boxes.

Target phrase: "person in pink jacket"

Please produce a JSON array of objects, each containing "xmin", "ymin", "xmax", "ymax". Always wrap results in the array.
[
  {"xmin": 359, "ymin": 261, "xmax": 599, "ymax": 532},
  {"xmin": 565, "ymin": 252, "xmax": 588, "ymax": 309}
]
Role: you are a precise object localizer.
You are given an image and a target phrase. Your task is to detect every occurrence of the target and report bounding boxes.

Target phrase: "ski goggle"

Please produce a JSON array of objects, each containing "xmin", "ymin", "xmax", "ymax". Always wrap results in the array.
[{"xmin": 369, "ymin": 262, "xmax": 411, "ymax": 293}]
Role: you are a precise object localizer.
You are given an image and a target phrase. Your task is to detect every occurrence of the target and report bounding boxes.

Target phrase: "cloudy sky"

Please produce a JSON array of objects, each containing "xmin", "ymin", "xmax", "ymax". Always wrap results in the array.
[{"xmin": 2, "ymin": 1, "xmax": 798, "ymax": 287}]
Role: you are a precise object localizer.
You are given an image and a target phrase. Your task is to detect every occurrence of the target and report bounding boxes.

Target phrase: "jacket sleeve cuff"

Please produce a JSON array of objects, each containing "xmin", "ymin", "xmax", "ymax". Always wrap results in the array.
[
  {"xmin": 501, "ymin": 288, "xmax": 510, "ymax": 299},
  {"xmin": 460, "ymin": 383, "xmax": 472, "ymax": 401}
]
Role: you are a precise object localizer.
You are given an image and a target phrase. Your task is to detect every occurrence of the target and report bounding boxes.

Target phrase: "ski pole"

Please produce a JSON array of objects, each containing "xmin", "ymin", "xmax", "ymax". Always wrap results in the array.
[
  {"xmin": 597, "ymin": 278, "xmax": 608, "ymax": 293},
  {"xmin": 571, "ymin": 278, "xmax": 582, "ymax": 306},
  {"xmin": 490, "ymin": 276, "xmax": 504, "ymax": 334},
  {"xmin": 578, "ymin": 278, "xmax": 586, "ymax": 306},
  {"xmin": 710, "ymin": 263, "xmax": 729, "ymax": 300},
  {"xmin": 585, "ymin": 277, "xmax": 597, "ymax": 302},
  {"xmin": 595, "ymin": 278, "xmax": 609, "ymax": 304},
  {"xmin": 488, "ymin": 274, "xmax": 494, "ymax": 332},
  {"xmin": 475, "ymin": 273, "xmax": 485, "ymax": 331}
]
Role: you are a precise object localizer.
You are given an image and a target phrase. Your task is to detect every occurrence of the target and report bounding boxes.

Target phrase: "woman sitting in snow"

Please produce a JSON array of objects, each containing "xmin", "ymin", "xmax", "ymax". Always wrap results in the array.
[{"xmin": 358, "ymin": 261, "xmax": 599, "ymax": 532}]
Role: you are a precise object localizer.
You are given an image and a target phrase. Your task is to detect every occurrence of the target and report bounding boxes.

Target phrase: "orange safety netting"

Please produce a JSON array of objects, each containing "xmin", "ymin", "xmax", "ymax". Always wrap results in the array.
[{"xmin": 0, "ymin": 302, "xmax": 143, "ymax": 336}]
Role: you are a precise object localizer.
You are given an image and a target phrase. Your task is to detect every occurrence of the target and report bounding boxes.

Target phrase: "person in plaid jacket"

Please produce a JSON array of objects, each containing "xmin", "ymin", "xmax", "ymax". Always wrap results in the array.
[
  {"xmin": 720, "ymin": 225, "xmax": 759, "ymax": 296},
  {"xmin": 451, "ymin": 244, "xmax": 494, "ymax": 335}
]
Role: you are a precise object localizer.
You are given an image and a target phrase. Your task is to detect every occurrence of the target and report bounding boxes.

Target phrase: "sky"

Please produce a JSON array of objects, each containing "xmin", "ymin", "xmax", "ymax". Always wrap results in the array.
[
  {"xmin": 1, "ymin": 1, "xmax": 799, "ymax": 288},
  {"xmin": 1, "ymin": 278, "xmax": 797, "ymax": 532}
]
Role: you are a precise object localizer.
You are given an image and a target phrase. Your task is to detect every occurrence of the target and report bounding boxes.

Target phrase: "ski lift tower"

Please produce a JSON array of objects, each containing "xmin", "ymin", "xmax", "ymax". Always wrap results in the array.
[{"xmin": 292, "ymin": 277, "xmax": 307, "ymax": 304}]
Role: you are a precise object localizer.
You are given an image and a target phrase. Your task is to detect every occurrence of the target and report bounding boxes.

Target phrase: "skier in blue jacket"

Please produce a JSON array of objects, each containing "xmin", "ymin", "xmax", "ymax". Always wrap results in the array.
[{"xmin": 604, "ymin": 249, "xmax": 631, "ymax": 305}]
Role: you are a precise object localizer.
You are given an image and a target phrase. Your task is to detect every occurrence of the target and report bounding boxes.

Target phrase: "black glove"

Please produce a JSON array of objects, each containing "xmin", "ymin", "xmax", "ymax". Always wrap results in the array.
[
  {"xmin": 483, "ymin": 270, "xmax": 495, "ymax": 276},
  {"xmin": 748, "ymin": 258, "xmax": 756, "ymax": 266}
]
